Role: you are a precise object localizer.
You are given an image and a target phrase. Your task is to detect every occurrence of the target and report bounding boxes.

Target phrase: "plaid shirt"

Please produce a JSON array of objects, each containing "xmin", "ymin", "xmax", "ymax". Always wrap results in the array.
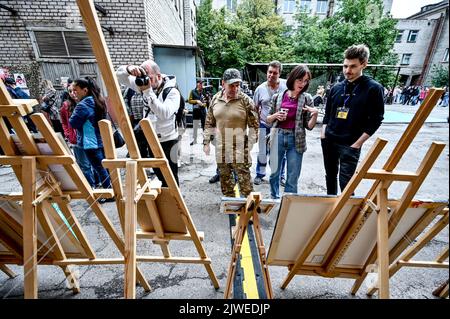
[
  {"xmin": 130, "ymin": 92, "xmax": 145, "ymax": 120},
  {"xmin": 270, "ymin": 89, "xmax": 314, "ymax": 153}
]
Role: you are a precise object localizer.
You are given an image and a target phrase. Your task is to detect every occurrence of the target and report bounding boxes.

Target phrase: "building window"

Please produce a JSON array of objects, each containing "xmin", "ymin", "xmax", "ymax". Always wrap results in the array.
[
  {"xmin": 316, "ymin": 0, "xmax": 328, "ymax": 14},
  {"xmin": 299, "ymin": 0, "xmax": 311, "ymax": 12},
  {"xmin": 283, "ymin": 0, "xmax": 296, "ymax": 13},
  {"xmin": 33, "ymin": 31, "xmax": 94, "ymax": 58},
  {"xmin": 443, "ymin": 48, "xmax": 449, "ymax": 62},
  {"xmin": 401, "ymin": 54, "xmax": 412, "ymax": 65},
  {"xmin": 407, "ymin": 30, "xmax": 419, "ymax": 43},
  {"xmin": 227, "ymin": 0, "xmax": 237, "ymax": 12},
  {"xmin": 395, "ymin": 30, "xmax": 403, "ymax": 43}
]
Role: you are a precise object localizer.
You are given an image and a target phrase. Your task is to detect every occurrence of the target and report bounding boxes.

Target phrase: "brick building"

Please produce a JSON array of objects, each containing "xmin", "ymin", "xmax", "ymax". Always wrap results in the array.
[{"xmin": 0, "ymin": 0, "xmax": 197, "ymax": 97}]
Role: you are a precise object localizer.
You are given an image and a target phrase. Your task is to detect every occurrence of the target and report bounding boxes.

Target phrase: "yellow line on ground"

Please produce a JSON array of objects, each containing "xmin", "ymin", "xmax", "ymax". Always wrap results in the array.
[{"xmin": 234, "ymin": 185, "xmax": 259, "ymax": 299}]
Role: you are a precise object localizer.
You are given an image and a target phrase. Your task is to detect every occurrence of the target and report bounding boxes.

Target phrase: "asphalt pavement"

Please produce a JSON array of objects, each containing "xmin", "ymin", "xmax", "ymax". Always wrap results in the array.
[{"xmin": 0, "ymin": 102, "xmax": 448, "ymax": 299}]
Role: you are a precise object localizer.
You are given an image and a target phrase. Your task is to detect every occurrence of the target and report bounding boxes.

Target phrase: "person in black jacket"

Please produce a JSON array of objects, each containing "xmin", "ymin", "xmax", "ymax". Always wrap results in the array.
[{"xmin": 320, "ymin": 44, "xmax": 384, "ymax": 195}]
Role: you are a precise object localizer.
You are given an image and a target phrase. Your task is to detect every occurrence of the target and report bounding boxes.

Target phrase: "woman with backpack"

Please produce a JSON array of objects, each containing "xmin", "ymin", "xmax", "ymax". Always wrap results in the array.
[{"xmin": 69, "ymin": 77, "xmax": 112, "ymax": 192}]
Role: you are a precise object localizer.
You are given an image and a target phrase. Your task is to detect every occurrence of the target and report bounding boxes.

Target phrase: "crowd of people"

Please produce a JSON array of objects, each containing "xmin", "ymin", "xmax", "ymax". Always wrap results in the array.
[
  {"xmin": 386, "ymin": 84, "xmax": 448, "ymax": 107},
  {"xmin": 7, "ymin": 43, "xmax": 447, "ymax": 201}
]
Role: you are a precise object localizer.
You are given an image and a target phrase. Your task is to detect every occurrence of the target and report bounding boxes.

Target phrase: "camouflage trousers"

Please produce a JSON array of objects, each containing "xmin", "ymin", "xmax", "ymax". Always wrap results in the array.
[{"xmin": 217, "ymin": 162, "xmax": 253, "ymax": 198}]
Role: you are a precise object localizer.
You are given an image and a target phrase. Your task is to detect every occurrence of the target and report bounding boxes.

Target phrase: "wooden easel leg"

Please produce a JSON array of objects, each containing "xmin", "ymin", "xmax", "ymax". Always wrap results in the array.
[
  {"xmin": 124, "ymin": 161, "xmax": 137, "ymax": 299},
  {"xmin": 433, "ymin": 280, "xmax": 449, "ymax": 298},
  {"xmin": 351, "ymin": 274, "xmax": 367, "ymax": 295},
  {"xmin": 376, "ymin": 183, "xmax": 390, "ymax": 299},
  {"xmin": 22, "ymin": 157, "xmax": 38, "ymax": 299},
  {"xmin": 253, "ymin": 212, "xmax": 273, "ymax": 299},
  {"xmin": 0, "ymin": 264, "xmax": 17, "ymax": 278},
  {"xmin": 178, "ymin": 213, "xmax": 220, "ymax": 289},
  {"xmin": 224, "ymin": 232, "xmax": 243, "ymax": 299},
  {"xmin": 60, "ymin": 265, "xmax": 80, "ymax": 294}
]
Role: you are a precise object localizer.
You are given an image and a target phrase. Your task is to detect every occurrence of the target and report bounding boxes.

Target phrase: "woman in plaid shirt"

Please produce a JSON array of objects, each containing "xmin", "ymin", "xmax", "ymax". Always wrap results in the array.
[{"xmin": 266, "ymin": 65, "xmax": 319, "ymax": 199}]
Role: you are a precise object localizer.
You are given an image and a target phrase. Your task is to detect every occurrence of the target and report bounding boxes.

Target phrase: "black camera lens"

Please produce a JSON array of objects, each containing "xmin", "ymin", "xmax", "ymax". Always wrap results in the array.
[{"xmin": 135, "ymin": 75, "xmax": 150, "ymax": 87}]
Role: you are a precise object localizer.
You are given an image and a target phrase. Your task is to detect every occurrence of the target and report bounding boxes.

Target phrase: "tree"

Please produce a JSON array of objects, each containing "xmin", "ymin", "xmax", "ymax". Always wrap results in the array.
[
  {"xmin": 291, "ymin": 12, "xmax": 330, "ymax": 63},
  {"xmin": 236, "ymin": 0, "xmax": 287, "ymax": 63},
  {"xmin": 431, "ymin": 64, "xmax": 449, "ymax": 87},
  {"xmin": 197, "ymin": 0, "xmax": 288, "ymax": 76},
  {"xmin": 291, "ymin": 0, "xmax": 398, "ymax": 87},
  {"xmin": 197, "ymin": 0, "xmax": 245, "ymax": 77}
]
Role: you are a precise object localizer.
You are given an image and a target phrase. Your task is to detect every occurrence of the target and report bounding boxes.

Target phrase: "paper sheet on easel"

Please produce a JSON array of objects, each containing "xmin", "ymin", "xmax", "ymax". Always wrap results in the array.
[{"xmin": 11, "ymin": 134, "xmax": 78, "ymax": 191}]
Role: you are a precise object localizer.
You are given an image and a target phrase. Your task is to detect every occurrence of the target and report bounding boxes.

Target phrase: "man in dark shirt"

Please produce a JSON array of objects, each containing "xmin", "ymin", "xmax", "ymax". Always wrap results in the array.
[
  {"xmin": 188, "ymin": 80, "xmax": 207, "ymax": 145},
  {"xmin": 321, "ymin": 44, "xmax": 384, "ymax": 195}
]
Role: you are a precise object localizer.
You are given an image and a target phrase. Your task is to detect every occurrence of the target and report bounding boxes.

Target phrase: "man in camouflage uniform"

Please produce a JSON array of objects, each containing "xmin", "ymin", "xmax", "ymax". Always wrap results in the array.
[{"xmin": 203, "ymin": 68, "xmax": 259, "ymax": 197}]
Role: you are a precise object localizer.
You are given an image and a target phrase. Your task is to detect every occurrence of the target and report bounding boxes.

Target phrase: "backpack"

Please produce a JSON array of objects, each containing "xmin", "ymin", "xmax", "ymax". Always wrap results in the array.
[{"xmin": 162, "ymin": 86, "xmax": 186, "ymax": 129}]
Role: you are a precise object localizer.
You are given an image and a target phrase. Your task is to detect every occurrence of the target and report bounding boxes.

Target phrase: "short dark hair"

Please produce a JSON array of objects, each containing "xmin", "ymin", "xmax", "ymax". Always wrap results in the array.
[
  {"xmin": 286, "ymin": 65, "xmax": 311, "ymax": 93},
  {"xmin": 196, "ymin": 79, "xmax": 203, "ymax": 84},
  {"xmin": 268, "ymin": 60, "xmax": 282, "ymax": 73},
  {"xmin": 344, "ymin": 44, "xmax": 370, "ymax": 64}
]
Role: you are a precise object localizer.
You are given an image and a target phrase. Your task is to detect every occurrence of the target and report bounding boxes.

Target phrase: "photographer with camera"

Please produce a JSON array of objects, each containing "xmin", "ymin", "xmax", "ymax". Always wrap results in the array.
[
  {"xmin": 116, "ymin": 60, "xmax": 180, "ymax": 186},
  {"xmin": 188, "ymin": 80, "xmax": 207, "ymax": 146}
]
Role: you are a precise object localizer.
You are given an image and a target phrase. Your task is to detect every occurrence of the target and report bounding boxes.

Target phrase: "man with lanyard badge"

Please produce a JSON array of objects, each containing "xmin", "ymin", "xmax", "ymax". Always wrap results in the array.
[{"xmin": 320, "ymin": 44, "xmax": 384, "ymax": 195}]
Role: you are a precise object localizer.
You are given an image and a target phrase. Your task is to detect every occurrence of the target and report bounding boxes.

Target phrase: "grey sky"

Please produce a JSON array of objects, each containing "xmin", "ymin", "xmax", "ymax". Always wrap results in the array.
[{"xmin": 391, "ymin": 0, "xmax": 443, "ymax": 18}]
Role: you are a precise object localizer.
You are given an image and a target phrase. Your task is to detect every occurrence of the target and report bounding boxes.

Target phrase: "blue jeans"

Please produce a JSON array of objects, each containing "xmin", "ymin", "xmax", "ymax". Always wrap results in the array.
[
  {"xmin": 256, "ymin": 124, "xmax": 286, "ymax": 179},
  {"xmin": 73, "ymin": 145, "xmax": 98, "ymax": 187},
  {"xmin": 269, "ymin": 129, "xmax": 303, "ymax": 199},
  {"xmin": 84, "ymin": 148, "xmax": 111, "ymax": 188}
]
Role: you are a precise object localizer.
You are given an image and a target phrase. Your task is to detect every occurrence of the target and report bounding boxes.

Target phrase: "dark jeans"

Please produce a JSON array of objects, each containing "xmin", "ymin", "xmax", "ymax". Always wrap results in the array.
[
  {"xmin": 138, "ymin": 137, "xmax": 179, "ymax": 187},
  {"xmin": 192, "ymin": 107, "xmax": 206, "ymax": 130},
  {"xmin": 321, "ymin": 138, "xmax": 361, "ymax": 195},
  {"xmin": 84, "ymin": 148, "xmax": 111, "ymax": 188},
  {"xmin": 73, "ymin": 145, "xmax": 100, "ymax": 187}
]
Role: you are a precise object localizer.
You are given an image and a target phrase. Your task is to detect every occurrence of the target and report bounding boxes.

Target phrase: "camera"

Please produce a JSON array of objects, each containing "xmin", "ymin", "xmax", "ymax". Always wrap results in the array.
[{"xmin": 135, "ymin": 74, "xmax": 150, "ymax": 87}]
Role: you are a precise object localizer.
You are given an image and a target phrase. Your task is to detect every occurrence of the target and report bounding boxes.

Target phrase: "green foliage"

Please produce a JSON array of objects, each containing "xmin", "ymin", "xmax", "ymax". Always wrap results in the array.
[
  {"xmin": 197, "ymin": 0, "xmax": 245, "ymax": 77},
  {"xmin": 431, "ymin": 64, "xmax": 449, "ymax": 87},
  {"xmin": 236, "ymin": 0, "xmax": 286, "ymax": 63},
  {"xmin": 291, "ymin": 13, "xmax": 329, "ymax": 63},
  {"xmin": 197, "ymin": 0, "xmax": 286, "ymax": 76},
  {"xmin": 196, "ymin": 0, "xmax": 399, "ymax": 87}
]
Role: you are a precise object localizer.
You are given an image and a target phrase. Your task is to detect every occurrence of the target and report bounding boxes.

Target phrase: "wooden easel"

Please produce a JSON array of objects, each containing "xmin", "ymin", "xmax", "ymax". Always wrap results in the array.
[
  {"xmin": 366, "ymin": 207, "xmax": 448, "ymax": 298},
  {"xmin": 76, "ymin": 0, "xmax": 219, "ymax": 298},
  {"xmin": 271, "ymin": 88, "xmax": 447, "ymax": 299},
  {"xmin": 0, "ymin": 80, "xmax": 151, "ymax": 298},
  {"xmin": 221, "ymin": 192, "xmax": 274, "ymax": 299}
]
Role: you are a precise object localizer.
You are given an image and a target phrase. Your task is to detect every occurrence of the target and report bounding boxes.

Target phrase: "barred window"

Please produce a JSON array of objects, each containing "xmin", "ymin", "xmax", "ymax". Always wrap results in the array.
[{"xmin": 33, "ymin": 31, "xmax": 94, "ymax": 58}]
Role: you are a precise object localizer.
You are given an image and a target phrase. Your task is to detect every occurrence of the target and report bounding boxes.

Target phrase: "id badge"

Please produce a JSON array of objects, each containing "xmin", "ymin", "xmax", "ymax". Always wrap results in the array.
[{"xmin": 336, "ymin": 106, "xmax": 349, "ymax": 119}]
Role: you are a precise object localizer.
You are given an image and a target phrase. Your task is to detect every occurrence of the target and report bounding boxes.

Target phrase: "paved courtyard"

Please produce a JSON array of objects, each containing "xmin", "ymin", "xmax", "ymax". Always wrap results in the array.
[{"xmin": 0, "ymin": 102, "xmax": 448, "ymax": 299}]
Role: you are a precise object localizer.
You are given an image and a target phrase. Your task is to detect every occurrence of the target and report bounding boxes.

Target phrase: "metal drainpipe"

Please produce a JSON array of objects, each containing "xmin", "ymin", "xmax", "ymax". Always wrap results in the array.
[{"xmin": 418, "ymin": 10, "xmax": 447, "ymax": 85}]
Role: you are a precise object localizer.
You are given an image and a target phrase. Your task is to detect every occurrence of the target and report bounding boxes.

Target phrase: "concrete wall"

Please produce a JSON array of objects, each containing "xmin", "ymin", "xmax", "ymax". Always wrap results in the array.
[
  {"xmin": 153, "ymin": 46, "xmax": 197, "ymax": 99},
  {"xmin": 394, "ymin": 19, "xmax": 437, "ymax": 78},
  {"xmin": 424, "ymin": 10, "xmax": 449, "ymax": 86},
  {"xmin": 393, "ymin": 3, "xmax": 449, "ymax": 86}
]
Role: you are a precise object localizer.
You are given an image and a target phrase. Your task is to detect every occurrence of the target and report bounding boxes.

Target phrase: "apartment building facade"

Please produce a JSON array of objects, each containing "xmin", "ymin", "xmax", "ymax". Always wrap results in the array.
[
  {"xmin": 210, "ymin": 0, "xmax": 393, "ymax": 26},
  {"xmin": 393, "ymin": 0, "xmax": 449, "ymax": 86}
]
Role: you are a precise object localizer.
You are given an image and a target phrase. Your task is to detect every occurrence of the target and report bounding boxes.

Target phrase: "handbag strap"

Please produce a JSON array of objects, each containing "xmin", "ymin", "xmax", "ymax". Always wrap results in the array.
[{"xmin": 106, "ymin": 109, "xmax": 119, "ymax": 130}]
